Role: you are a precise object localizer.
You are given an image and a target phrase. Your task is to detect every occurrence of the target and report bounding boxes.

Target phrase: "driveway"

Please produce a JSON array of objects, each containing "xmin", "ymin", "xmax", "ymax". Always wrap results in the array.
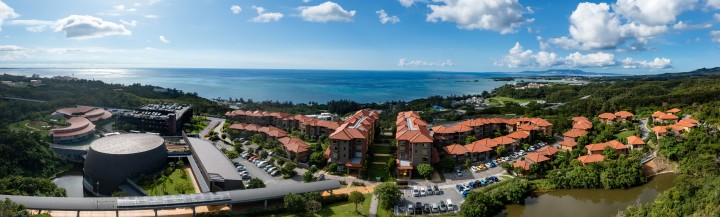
[
  {"xmin": 639, "ymin": 118, "xmax": 650, "ymax": 139},
  {"xmin": 199, "ymin": 117, "xmax": 224, "ymax": 138}
]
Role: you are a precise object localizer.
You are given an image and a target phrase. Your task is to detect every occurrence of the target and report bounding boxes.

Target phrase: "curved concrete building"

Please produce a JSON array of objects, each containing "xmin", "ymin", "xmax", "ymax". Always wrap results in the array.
[
  {"xmin": 83, "ymin": 134, "xmax": 168, "ymax": 195},
  {"xmin": 50, "ymin": 117, "xmax": 96, "ymax": 144}
]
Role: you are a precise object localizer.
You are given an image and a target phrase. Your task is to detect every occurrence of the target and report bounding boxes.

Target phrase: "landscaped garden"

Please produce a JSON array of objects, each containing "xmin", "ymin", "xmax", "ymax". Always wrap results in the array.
[{"xmin": 136, "ymin": 161, "xmax": 195, "ymax": 196}]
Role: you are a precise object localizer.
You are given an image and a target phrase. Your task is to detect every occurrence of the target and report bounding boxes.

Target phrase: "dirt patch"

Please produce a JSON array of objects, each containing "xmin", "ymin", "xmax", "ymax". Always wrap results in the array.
[{"xmin": 642, "ymin": 157, "xmax": 673, "ymax": 177}]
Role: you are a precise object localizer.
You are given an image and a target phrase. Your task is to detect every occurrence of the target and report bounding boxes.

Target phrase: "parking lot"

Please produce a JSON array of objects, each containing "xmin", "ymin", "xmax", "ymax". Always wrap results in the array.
[
  {"xmin": 231, "ymin": 155, "xmax": 290, "ymax": 187},
  {"xmin": 394, "ymin": 185, "xmax": 463, "ymax": 216}
]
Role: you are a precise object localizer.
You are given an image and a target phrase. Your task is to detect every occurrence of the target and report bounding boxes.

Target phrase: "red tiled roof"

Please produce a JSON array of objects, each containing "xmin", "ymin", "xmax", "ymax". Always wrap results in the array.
[
  {"xmin": 525, "ymin": 153, "xmax": 550, "ymax": 163},
  {"xmin": 513, "ymin": 160, "xmax": 531, "ymax": 171},
  {"xmin": 626, "ymin": 136, "xmax": 645, "ymax": 145},
  {"xmin": 578, "ymin": 154, "xmax": 604, "ymax": 164},
  {"xmin": 493, "ymin": 136, "xmax": 517, "ymax": 145},
  {"xmin": 563, "ymin": 129, "xmax": 587, "ymax": 138},
  {"xmin": 228, "ymin": 123, "xmax": 247, "ymax": 130},
  {"xmin": 559, "ymin": 138, "xmax": 577, "ymax": 148},
  {"xmin": 598, "ymin": 113, "xmax": 616, "ymax": 120},
  {"xmin": 681, "ymin": 118, "xmax": 698, "ymax": 124},
  {"xmin": 659, "ymin": 113, "xmax": 679, "ymax": 120},
  {"xmin": 507, "ymin": 130, "xmax": 530, "ymax": 139},
  {"xmin": 471, "ymin": 138, "xmax": 500, "ymax": 148},
  {"xmin": 278, "ymin": 137, "xmax": 309, "ymax": 153},
  {"xmin": 675, "ymin": 119, "xmax": 696, "ymax": 128},
  {"xmin": 573, "ymin": 121, "xmax": 593, "ymax": 130},
  {"xmin": 329, "ymin": 109, "xmax": 378, "ymax": 141},
  {"xmin": 532, "ymin": 118, "xmax": 553, "ymax": 127},
  {"xmin": 443, "ymin": 144, "xmax": 469, "ymax": 155},
  {"xmin": 651, "ymin": 111, "xmax": 666, "ymax": 118},
  {"xmin": 572, "ymin": 116, "xmax": 590, "ymax": 123},
  {"xmin": 537, "ymin": 146, "xmax": 559, "ymax": 156},
  {"xmin": 614, "ymin": 111, "xmax": 634, "ymax": 119},
  {"xmin": 266, "ymin": 126, "xmax": 288, "ymax": 138},
  {"xmin": 518, "ymin": 124, "xmax": 536, "ymax": 131},
  {"xmin": 666, "ymin": 108, "xmax": 681, "ymax": 113},
  {"xmin": 652, "ymin": 126, "xmax": 668, "ymax": 134},
  {"xmin": 585, "ymin": 140, "xmax": 628, "ymax": 152},
  {"xmin": 464, "ymin": 142, "xmax": 492, "ymax": 153},
  {"xmin": 396, "ymin": 111, "xmax": 433, "ymax": 143}
]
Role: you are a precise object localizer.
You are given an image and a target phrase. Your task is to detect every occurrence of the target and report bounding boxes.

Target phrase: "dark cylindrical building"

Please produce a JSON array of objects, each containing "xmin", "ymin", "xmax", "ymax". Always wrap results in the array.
[{"xmin": 83, "ymin": 134, "xmax": 167, "ymax": 195}]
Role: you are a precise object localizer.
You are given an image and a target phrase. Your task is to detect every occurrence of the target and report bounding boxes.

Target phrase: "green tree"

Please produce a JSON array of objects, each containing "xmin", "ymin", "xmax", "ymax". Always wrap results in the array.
[
  {"xmin": 348, "ymin": 191, "xmax": 365, "ymax": 214},
  {"xmin": 283, "ymin": 192, "xmax": 306, "ymax": 212},
  {"xmin": 246, "ymin": 178, "xmax": 266, "ymax": 189},
  {"xmin": 0, "ymin": 199, "xmax": 30, "ymax": 217},
  {"xmin": 496, "ymin": 145, "xmax": 508, "ymax": 157},
  {"xmin": 302, "ymin": 170, "xmax": 316, "ymax": 183},
  {"xmin": 0, "ymin": 176, "xmax": 66, "ymax": 197},
  {"xmin": 437, "ymin": 157, "xmax": 456, "ymax": 172},
  {"xmin": 465, "ymin": 135, "xmax": 477, "ymax": 145},
  {"xmin": 500, "ymin": 162, "xmax": 513, "ymax": 173},
  {"xmin": 305, "ymin": 199, "xmax": 322, "ymax": 214},
  {"xmin": 374, "ymin": 182, "xmax": 402, "ymax": 209},
  {"xmin": 602, "ymin": 146, "xmax": 618, "ymax": 160},
  {"xmin": 416, "ymin": 163, "xmax": 434, "ymax": 179}
]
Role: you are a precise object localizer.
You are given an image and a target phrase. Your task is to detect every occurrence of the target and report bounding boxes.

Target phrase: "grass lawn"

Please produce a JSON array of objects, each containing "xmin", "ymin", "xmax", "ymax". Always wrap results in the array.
[
  {"xmin": 140, "ymin": 168, "xmax": 195, "ymax": 196},
  {"xmin": 262, "ymin": 194, "xmax": 373, "ymax": 217},
  {"xmin": 614, "ymin": 130, "xmax": 635, "ymax": 139},
  {"xmin": 366, "ymin": 164, "xmax": 390, "ymax": 181},
  {"xmin": 487, "ymin": 97, "xmax": 532, "ymax": 106},
  {"xmin": 370, "ymin": 145, "xmax": 392, "ymax": 154},
  {"xmin": 372, "ymin": 156, "xmax": 391, "ymax": 163}
]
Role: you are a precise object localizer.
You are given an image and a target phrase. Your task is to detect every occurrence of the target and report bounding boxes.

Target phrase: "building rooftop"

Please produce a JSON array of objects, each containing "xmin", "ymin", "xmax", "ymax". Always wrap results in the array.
[
  {"xmin": 90, "ymin": 134, "xmax": 165, "ymax": 155},
  {"xmin": 187, "ymin": 137, "xmax": 243, "ymax": 182},
  {"xmin": 120, "ymin": 103, "xmax": 191, "ymax": 120}
]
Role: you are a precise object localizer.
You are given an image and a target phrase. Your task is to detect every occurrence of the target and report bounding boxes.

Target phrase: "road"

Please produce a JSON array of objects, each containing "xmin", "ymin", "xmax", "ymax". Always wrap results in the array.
[
  {"xmin": 639, "ymin": 118, "xmax": 650, "ymax": 139},
  {"xmin": 198, "ymin": 117, "xmax": 224, "ymax": 138}
]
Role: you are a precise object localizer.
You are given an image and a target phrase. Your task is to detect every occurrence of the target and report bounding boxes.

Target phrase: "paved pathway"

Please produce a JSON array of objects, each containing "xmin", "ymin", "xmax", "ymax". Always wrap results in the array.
[
  {"xmin": 368, "ymin": 194, "xmax": 379, "ymax": 217},
  {"xmin": 199, "ymin": 117, "xmax": 223, "ymax": 138},
  {"xmin": 639, "ymin": 118, "xmax": 650, "ymax": 139},
  {"xmin": 373, "ymin": 153, "xmax": 391, "ymax": 157}
]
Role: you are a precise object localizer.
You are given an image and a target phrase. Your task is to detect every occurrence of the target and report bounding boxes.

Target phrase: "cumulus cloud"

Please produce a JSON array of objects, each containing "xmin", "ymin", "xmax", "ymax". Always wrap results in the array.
[
  {"xmin": 708, "ymin": 0, "xmax": 720, "ymax": 9},
  {"xmin": 52, "ymin": 15, "xmax": 132, "ymax": 39},
  {"xmin": 299, "ymin": 1, "xmax": 356, "ymax": 23},
  {"xmin": 231, "ymin": 5, "xmax": 242, "ymax": 14},
  {"xmin": 549, "ymin": 2, "xmax": 668, "ymax": 50},
  {"xmin": 621, "ymin": 57, "xmax": 672, "ymax": 69},
  {"xmin": 119, "ymin": 19, "xmax": 138, "ymax": 27},
  {"xmin": 398, "ymin": 0, "xmax": 425, "ymax": 7},
  {"xmin": 672, "ymin": 21, "xmax": 712, "ymax": 30},
  {"xmin": 612, "ymin": 0, "xmax": 697, "ymax": 26},
  {"xmin": 0, "ymin": 1, "xmax": 19, "ymax": 31},
  {"xmin": 398, "ymin": 58, "xmax": 454, "ymax": 67},
  {"xmin": 376, "ymin": 10, "xmax": 400, "ymax": 24},
  {"xmin": 496, "ymin": 42, "xmax": 671, "ymax": 69},
  {"xmin": 159, "ymin": 35, "xmax": 170, "ymax": 44},
  {"xmin": 426, "ymin": 0, "xmax": 533, "ymax": 34},
  {"xmin": 712, "ymin": 30, "xmax": 720, "ymax": 43},
  {"xmin": 251, "ymin": 6, "xmax": 283, "ymax": 23},
  {"xmin": 0, "ymin": 45, "xmax": 28, "ymax": 60}
]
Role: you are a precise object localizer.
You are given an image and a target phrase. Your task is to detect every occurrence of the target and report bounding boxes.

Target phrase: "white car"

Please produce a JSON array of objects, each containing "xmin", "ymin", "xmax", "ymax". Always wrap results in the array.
[
  {"xmin": 447, "ymin": 199, "xmax": 455, "ymax": 211},
  {"xmin": 413, "ymin": 186, "xmax": 420, "ymax": 197},
  {"xmin": 257, "ymin": 161, "xmax": 268, "ymax": 167},
  {"xmin": 420, "ymin": 188, "xmax": 426, "ymax": 196}
]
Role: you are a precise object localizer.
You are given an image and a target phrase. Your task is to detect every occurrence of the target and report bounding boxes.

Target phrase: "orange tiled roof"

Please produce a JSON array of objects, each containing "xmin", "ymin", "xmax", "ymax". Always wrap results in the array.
[
  {"xmin": 659, "ymin": 113, "xmax": 679, "ymax": 120},
  {"xmin": 465, "ymin": 142, "xmax": 492, "ymax": 153},
  {"xmin": 573, "ymin": 121, "xmax": 593, "ymax": 130},
  {"xmin": 329, "ymin": 109, "xmax": 378, "ymax": 141},
  {"xmin": 651, "ymin": 126, "xmax": 668, "ymax": 134},
  {"xmin": 666, "ymin": 108, "xmax": 681, "ymax": 113},
  {"xmin": 507, "ymin": 130, "xmax": 530, "ymax": 139},
  {"xmin": 525, "ymin": 153, "xmax": 550, "ymax": 163},
  {"xmin": 614, "ymin": 111, "xmax": 634, "ymax": 119},
  {"xmin": 626, "ymin": 136, "xmax": 645, "ymax": 145},
  {"xmin": 443, "ymin": 144, "xmax": 469, "ymax": 155},
  {"xmin": 651, "ymin": 111, "xmax": 666, "ymax": 118},
  {"xmin": 674, "ymin": 121, "xmax": 696, "ymax": 128},
  {"xmin": 598, "ymin": 113, "xmax": 616, "ymax": 120},
  {"xmin": 472, "ymin": 138, "xmax": 500, "ymax": 148},
  {"xmin": 585, "ymin": 140, "xmax": 628, "ymax": 152},
  {"xmin": 537, "ymin": 146, "xmax": 559, "ymax": 156},
  {"xmin": 563, "ymin": 129, "xmax": 587, "ymax": 138},
  {"xmin": 681, "ymin": 118, "xmax": 698, "ymax": 124},
  {"xmin": 278, "ymin": 137, "xmax": 309, "ymax": 153},
  {"xmin": 572, "ymin": 116, "xmax": 590, "ymax": 123},
  {"xmin": 396, "ymin": 111, "xmax": 433, "ymax": 143},
  {"xmin": 578, "ymin": 154, "xmax": 604, "ymax": 164},
  {"xmin": 518, "ymin": 124, "xmax": 536, "ymax": 131},
  {"xmin": 513, "ymin": 160, "xmax": 531, "ymax": 171},
  {"xmin": 559, "ymin": 139, "xmax": 577, "ymax": 148},
  {"xmin": 493, "ymin": 136, "xmax": 517, "ymax": 145}
]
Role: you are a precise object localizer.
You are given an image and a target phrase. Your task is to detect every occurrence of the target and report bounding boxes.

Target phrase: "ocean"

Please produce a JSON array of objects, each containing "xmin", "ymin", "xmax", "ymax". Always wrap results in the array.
[{"xmin": 1, "ymin": 68, "xmax": 579, "ymax": 103}]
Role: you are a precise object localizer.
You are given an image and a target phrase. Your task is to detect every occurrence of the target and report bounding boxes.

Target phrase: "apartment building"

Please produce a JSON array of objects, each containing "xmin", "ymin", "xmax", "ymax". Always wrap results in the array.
[
  {"xmin": 327, "ymin": 109, "xmax": 379, "ymax": 174},
  {"xmin": 395, "ymin": 111, "xmax": 433, "ymax": 179}
]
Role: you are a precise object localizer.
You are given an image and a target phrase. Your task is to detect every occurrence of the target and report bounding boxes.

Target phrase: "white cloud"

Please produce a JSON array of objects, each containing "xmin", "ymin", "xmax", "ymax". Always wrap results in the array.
[
  {"xmin": 52, "ymin": 15, "xmax": 132, "ymax": 39},
  {"xmin": 148, "ymin": 0, "xmax": 162, "ymax": 6},
  {"xmin": 399, "ymin": 0, "xmax": 425, "ymax": 7},
  {"xmin": 159, "ymin": 35, "xmax": 170, "ymax": 44},
  {"xmin": 145, "ymin": 15, "xmax": 160, "ymax": 19},
  {"xmin": 251, "ymin": 6, "xmax": 283, "ymax": 23},
  {"xmin": 621, "ymin": 57, "xmax": 672, "ymax": 69},
  {"xmin": 496, "ymin": 42, "xmax": 671, "ymax": 69},
  {"xmin": 6, "ymin": 19, "xmax": 54, "ymax": 32},
  {"xmin": 299, "ymin": 1, "xmax": 356, "ymax": 23},
  {"xmin": 119, "ymin": 19, "xmax": 138, "ymax": 27},
  {"xmin": 708, "ymin": 0, "xmax": 720, "ymax": 9},
  {"xmin": 672, "ymin": 21, "xmax": 712, "ymax": 30},
  {"xmin": 303, "ymin": 0, "xmax": 311, "ymax": 3},
  {"xmin": 376, "ymin": 10, "xmax": 400, "ymax": 24},
  {"xmin": 613, "ymin": 0, "xmax": 697, "ymax": 26},
  {"xmin": 426, "ymin": 0, "xmax": 533, "ymax": 34},
  {"xmin": 101, "ymin": 4, "xmax": 138, "ymax": 16},
  {"xmin": 0, "ymin": 0, "xmax": 19, "ymax": 31},
  {"xmin": 714, "ymin": 13, "xmax": 720, "ymax": 22},
  {"xmin": 549, "ymin": 2, "xmax": 668, "ymax": 50},
  {"xmin": 712, "ymin": 30, "xmax": 720, "ymax": 43},
  {"xmin": 398, "ymin": 58, "xmax": 454, "ymax": 67},
  {"xmin": 231, "ymin": 5, "xmax": 242, "ymax": 14},
  {"xmin": 0, "ymin": 45, "xmax": 28, "ymax": 60}
]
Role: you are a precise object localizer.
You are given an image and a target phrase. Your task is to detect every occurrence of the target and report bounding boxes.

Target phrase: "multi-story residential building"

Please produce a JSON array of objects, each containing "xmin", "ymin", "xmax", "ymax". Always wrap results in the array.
[
  {"xmin": 327, "ymin": 109, "xmax": 379, "ymax": 174},
  {"xmin": 395, "ymin": 111, "xmax": 433, "ymax": 179},
  {"xmin": 116, "ymin": 103, "xmax": 193, "ymax": 136}
]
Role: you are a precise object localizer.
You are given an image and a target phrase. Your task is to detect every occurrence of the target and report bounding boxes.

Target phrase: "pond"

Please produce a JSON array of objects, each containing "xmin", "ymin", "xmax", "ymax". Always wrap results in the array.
[
  {"xmin": 52, "ymin": 167, "xmax": 91, "ymax": 197},
  {"xmin": 499, "ymin": 173, "xmax": 676, "ymax": 217}
]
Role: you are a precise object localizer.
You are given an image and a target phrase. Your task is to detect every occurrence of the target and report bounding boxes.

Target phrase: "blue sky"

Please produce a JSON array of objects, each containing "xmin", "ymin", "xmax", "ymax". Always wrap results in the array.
[{"xmin": 0, "ymin": 0, "xmax": 719, "ymax": 73}]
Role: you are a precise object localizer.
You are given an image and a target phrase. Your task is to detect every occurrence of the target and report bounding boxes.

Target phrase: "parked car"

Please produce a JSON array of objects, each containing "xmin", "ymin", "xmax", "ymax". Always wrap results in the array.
[
  {"xmin": 447, "ymin": 199, "xmax": 454, "ymax": 211},
  {"xmin": 257, "ymin": 161, "xmax": 268, "ymax": 167},
  {"xmin": 485, "ymin": 162, "xmax": 493, "ymax": 168},
  {"xmin": 423, "ymin": 203, "xmax": 431, "ymax": 214},
  {"xmin": 439, "ymin": 201, "xmax": 448, "ymax": 212},
  {"xmin": 270, "ymin": 170, "xmax": 280, "ymax": 176},
  {"xmin": 413, "ymin": 186, "xmax": 420, "ymax": 197},
  {"xmin": 455, "ymin": 168, "xmax": 463, "ymax": 177},
  {"xmin": 241, "ymin": 174, "xmax": 251, "ymax": 180},
  {"xmin": 420, "ymin": 188, "xmax": 426, "ymax": 196},
  {"xmin": 267, "ymin": 167, "xmax": 278, "ymax": 173},
  {"xmin": 433, "ymin": 185, "xmax": 441, "ymax": 195},
  {"xmin": 431, "ymin": 203, "xmax": 439, "ymax": 213},
  {"xmin": 415, "ymin": 202, "xmax": 422, "ymax": 213},
  {"xmin": 263, "ymin": 165, "xmax": 273, "ymax": 171},
  {"xmin": 455, "ymin": 184, "xmax": 464, "ymax": 193},
  {"xmin": 408, "ymin": 204, "xmax": 414, "ymax": 214},
  {"xmin": 239, "ymin": 171, "xmax": 249, "ymax": 176},
  {"xmin": 470, "ymin": 166, "xmax": 479, "ymax": 173},
  {"xmin": 426, "ymin": 185, "xmax": 433, "ymax": 196}
]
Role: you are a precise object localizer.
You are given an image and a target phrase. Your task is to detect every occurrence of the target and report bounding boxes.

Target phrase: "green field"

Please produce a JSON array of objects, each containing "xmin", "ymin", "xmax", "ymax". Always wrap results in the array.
[
  {"xmin": 370, "ymin": 145, "xmax": 392, "ymax": 154},
  {"xmin": 263, "ymin": 194, "xmax": 373, "ymax": 217},
  {"xmin": 367, "ymin": 164, "xmax": 390, "ymax": 181},
  {"xmin": 614, "ymin": 130, "xmax": 635, "ymax": 139},
  {"xmin": 487, "ymin": 97, "xmax": 532, "ymax": 106},
  {"xmin": 372, "ymin": 156, "xmax": 391, "ymax": 163},
  {"xmin": 140, "ymin": 168, "xmax": 195, "ymax": 196}
]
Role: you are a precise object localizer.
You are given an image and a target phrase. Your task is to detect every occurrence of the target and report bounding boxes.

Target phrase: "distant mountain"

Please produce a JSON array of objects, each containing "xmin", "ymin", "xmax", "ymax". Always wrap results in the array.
[
  {"xmin": 518, "ymin": 69, "xmax": 619, "ymax": 76},
  {"xmin": 590, "ymin": 67, "xmax": 720, "ymax": 82}
]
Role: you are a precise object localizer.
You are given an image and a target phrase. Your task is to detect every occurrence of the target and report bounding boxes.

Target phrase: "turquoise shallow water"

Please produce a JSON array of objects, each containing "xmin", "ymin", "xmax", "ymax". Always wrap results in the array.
[{"xmin": 2, "ymin": 68, "xmax": 579, "ymax": 103}]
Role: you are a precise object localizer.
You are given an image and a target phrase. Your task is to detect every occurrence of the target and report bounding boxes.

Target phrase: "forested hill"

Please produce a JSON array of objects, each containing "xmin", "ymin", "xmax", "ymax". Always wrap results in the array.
[
  {"xmin": 589, "ymin": 67, "xmax": 720, "ymax": 81},
  {"xmin": 0, "ymin": 74, "xmax": 229, "ymax": 125}
]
